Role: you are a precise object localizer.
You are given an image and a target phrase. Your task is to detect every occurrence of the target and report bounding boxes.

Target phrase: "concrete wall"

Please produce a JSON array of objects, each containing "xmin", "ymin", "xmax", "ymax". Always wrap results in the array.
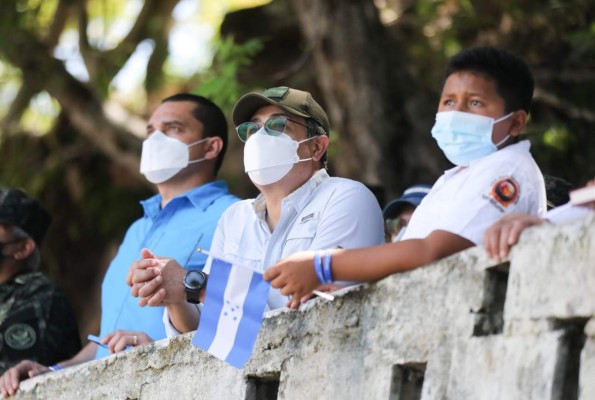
[{"xmin": 9, "ymin": 215, "xmax": 595, "ymax": 400}]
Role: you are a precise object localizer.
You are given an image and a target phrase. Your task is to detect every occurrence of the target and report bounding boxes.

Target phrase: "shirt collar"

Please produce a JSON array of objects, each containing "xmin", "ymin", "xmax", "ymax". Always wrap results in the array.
[
  {"xmin": 442, "ymin": 165, "xmax": 463, "ymax": 180},
  {"xmin": 252, "ymin": 169, "xmax": 330, "ymax": 221},
  {"xmin": 469, "ymin": 140, "xmax": 530, "ymax": 167},
  {"xmin": 443, "ymin": 140, "xmax": 531, "ymax": 180},
  {"xmin": 141, "ymin": 181, "xmax": 230, "ymax": 219}
]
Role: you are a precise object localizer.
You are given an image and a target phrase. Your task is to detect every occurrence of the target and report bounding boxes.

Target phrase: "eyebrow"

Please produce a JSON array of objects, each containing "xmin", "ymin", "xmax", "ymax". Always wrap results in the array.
[
  {"xmin": 441, "ymin": 90, "xmax": 487, "ymax": 98},
  {"xmin": 163, "ymin": 120, "xmax": 185, "ymax": 127},
  {"xmin": 146, "ymin": 119, "xmax": 185, "ymax": 131}
]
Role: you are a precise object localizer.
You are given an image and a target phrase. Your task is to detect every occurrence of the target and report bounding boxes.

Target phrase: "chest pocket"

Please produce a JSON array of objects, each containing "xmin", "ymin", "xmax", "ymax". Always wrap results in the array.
[
  {"xmin": 222, "ymin": 240, "xmax": 263, "ymax": 272},
  {"xmin": 284, "ymin": 214, "xmax": 319, "ymax": 252}
]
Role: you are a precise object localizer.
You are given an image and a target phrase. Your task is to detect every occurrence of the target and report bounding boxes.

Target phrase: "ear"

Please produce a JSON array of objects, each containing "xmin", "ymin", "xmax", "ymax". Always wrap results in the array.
[
  {"xmin": 508, "ymin": 110, "xmax": 528, "ymax": 137},
  {"xmin": 13, "ymin": 238, "xmax": 36, "ymax": 260},
  {"xmin": 203, "ymin": 137, "xmax": 224, "ymax": 160},
  {"xmin": 310, "ymin": 135, "xmax": 330, "ymax": 162}
]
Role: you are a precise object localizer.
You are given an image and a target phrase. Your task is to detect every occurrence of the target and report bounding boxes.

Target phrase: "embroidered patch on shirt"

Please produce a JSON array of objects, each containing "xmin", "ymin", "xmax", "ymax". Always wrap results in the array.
[
  {"xmin": 300, "ymin": 213, "xmax": 315, "ymax": 223},
  {"xmin": 4, "ymin": 323, "xmax": 36, "ymax": 350},
  {"xmin": 485, "ymin": 177, "xmax": 520, "ymax": 211}
]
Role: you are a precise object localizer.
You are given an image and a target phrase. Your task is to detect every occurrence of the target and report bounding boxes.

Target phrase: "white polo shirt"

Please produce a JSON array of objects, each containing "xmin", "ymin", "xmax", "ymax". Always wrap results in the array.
[
  {"xmin": 164, "ymin": 169, "xmax": 384, "ymax": 337},
  {"xmin": 403, "ymin": 141, "xmax": 546, "ymax": 245}
]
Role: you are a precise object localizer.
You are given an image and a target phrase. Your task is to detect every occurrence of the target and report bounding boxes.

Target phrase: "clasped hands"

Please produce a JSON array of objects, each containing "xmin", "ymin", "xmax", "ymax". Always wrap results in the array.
[
  {"xmin": 128, "ymin": 248, "xmax": 342, "ymax": 310},
  {"xmin": 127, "ymin": 248, "xmax": 186, "ymax": 306}
]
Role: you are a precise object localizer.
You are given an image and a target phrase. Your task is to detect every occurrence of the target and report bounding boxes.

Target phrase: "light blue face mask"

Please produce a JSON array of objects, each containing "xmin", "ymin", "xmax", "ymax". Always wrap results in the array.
[{"xmin": 431, "ymin": 111, "xmax": 514, "ymax": 166}]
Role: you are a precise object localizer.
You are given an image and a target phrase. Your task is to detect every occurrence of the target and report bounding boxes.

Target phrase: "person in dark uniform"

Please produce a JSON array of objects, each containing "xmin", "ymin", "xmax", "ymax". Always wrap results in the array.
[{"xmin": 0, "ymin": 188, "xmax": 80, "ymax": 374}]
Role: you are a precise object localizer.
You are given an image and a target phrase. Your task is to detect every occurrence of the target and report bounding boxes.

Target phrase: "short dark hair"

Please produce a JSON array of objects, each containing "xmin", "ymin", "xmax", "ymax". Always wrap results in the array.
[
  {"xmin": 444, "ymin": 47, "xmax": 534, "ymax": 114},
  {"xmin": 306, "ymin": 119, "xmax": 329, "ymax": 169},
  {"xmin": 161, "ymin": 93, "xmax": 228, "ymax": 174},
  {"xmin": 0, "ymin": 188, "xmax": 51, "ymax": 247}
]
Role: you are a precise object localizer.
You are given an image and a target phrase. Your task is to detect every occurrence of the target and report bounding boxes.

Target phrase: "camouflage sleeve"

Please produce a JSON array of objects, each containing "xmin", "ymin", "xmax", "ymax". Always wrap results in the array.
[
  {"xmin": 40, "ymin": 286, "xmax": 82, "ymax": 364},
  {"xmin": 0, "ymin": 275, "xmax": 81, "ymax": 369}
]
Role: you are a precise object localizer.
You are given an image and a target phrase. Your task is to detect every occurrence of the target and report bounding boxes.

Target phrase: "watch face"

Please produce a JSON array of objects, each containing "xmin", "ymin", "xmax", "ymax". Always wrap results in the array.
[{"xmin": 185, "ymin": 270, "xmax": 206, "ymax": 289}]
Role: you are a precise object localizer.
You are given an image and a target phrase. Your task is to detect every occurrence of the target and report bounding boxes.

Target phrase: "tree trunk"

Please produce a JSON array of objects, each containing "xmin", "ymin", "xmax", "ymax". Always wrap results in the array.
[{"xmin": 290, "ymin": 0, "xmax": 445, "ymax": 199}]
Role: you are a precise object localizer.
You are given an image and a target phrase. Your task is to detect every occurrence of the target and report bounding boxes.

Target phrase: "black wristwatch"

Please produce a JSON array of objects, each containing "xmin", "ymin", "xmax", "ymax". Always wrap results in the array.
[{"xmin": 183, "ymin": 270, "xmax": 207, "ymax": 304}]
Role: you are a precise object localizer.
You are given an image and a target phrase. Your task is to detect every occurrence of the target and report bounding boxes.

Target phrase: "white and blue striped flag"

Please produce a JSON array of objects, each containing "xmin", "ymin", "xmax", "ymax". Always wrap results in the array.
[{"xmin": 192, "ymin": 257, "xmax": 270, "ymax": 368}]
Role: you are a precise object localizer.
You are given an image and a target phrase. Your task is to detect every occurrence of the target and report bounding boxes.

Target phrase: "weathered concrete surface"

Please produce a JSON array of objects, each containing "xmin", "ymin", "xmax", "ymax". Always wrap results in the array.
[
  {"xmin": 580, "ymin": 319, "xmax": 595, "ymax": 400},
  {"xmin": 505, "ymin": 214, "xmax": 595, "ymax": 322},
  {"xmin": 8, "ymin": 214, "xmax": 594, "ymax": 400},
  {"xmin": 447, "ymin": 333, "xmax": 565, "ymax": 400}
]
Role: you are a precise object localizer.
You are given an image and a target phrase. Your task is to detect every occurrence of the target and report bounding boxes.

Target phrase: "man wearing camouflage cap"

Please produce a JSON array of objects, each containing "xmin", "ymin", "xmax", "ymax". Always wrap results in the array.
[
  {"xmin": 0, "ymin": 188, "xmax": 80, "ymax": 374},
  {"xmin": 129, "ymin": 86, "xmax": 384, "ymax": 334}
]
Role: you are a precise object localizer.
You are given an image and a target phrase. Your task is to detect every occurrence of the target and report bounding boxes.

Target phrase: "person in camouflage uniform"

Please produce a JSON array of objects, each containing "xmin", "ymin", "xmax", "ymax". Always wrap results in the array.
[{"xmin": 0, "ymin": 188, "xmax": 80, "ymax": 374}]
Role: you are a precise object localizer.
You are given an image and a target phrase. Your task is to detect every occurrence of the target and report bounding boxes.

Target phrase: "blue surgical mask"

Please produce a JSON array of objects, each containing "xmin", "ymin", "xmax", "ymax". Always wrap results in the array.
[{"xmin": 431, "ymin": 111, "xmax": 513, "ymax": 166}]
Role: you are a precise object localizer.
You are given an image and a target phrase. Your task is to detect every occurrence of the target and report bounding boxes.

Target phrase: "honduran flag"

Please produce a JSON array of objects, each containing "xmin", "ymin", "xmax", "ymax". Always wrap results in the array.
[{"xmin": 192, "ymin": 257, "xmax": 270, "ymax": 368}]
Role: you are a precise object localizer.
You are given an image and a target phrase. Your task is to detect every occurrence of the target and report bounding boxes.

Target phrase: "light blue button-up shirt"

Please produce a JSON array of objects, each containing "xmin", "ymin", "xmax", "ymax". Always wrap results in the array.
[
  {"xmin": 97, "ymin": 181, "xmax": 238, "ymax": 358},
  {"xmin": 205, "ymin": 169, "xmax": 384, "ymax": 309}
]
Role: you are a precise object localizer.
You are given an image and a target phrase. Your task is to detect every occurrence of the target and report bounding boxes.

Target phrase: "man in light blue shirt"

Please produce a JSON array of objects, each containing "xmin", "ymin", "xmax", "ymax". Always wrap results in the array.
[
  {"xmin": 128, "ymin": 86, "xmax": 385, "ymax": 335},
  {"xmin": 96, "ymin": 180, "xmax": 236, "ymax": 358},
  {"xmin": 0, "ymin": 94, "xmax": 239, "ymax": 392}
]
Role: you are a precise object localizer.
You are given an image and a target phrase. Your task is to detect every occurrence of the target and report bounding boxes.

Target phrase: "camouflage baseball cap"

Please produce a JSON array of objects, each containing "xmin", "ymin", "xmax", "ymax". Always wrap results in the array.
[
  {"xmin": 232, "ymin": 86, "xmax": 330, "ymax": 135},
  {"xmin": 0, "ymin": 188, "xmax": 51, "ymax": 246}
]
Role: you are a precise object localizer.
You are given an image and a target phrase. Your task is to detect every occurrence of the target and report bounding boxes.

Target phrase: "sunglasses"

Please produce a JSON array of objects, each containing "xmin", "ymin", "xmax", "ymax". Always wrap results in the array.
[
  {"xmin": 385, "ymin": 217, "xmax": 408, "ymax": 236},
  {"xmin": 236, "ymin": 115, "xmax": 308, "ymax": 142}
]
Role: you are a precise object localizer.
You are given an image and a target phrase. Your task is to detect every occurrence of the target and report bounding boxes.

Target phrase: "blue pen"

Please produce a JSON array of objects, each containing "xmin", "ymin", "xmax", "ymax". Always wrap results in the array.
[
  {"xmin": 87, "ymin": 334, "xmax": 108, "ymax": 349},
  {"xmin": 87, "ymin": 334, "xmax": 133, "ymax": 350}
]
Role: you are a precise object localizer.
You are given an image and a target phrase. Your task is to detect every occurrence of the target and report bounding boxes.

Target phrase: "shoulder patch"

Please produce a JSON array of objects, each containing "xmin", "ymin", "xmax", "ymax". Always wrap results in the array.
[
  {"xmin": 485, "ymin": 177, "xmax": 520, "ymax": 211},
  {"xmin": 4, "ymin": 323, "xmax": 36, "ymax": 350}
]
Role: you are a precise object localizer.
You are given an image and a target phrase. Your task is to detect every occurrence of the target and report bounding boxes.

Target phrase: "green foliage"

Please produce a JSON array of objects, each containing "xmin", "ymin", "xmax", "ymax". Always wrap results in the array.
[
  {"xmin": 542, "ymin": 126, "xmax": 573, "ymax": 152},
  {"xmin": 20, "ymin": 92, "xmax": 61, "ymax": 135},
  {"xmin": 193, "ymin": 35, "xmax": 264, "ymax": 112},
  {"xmin": 567, "ymin": 23, "xmax": 595, "ymax": 60},
  {"xmin": 14, "ymin": 0, "xmax": 58, "ymax": 32},
  {"xmin": 396, "ymin": 0, "xmax": 595, "ymax": 185}
]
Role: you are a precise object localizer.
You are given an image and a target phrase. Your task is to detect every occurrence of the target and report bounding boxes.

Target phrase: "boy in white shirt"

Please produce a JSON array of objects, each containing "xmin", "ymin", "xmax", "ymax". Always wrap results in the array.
[{"xmin": 264, "ymin": 47, "xmax": 547, "ymax": 307}]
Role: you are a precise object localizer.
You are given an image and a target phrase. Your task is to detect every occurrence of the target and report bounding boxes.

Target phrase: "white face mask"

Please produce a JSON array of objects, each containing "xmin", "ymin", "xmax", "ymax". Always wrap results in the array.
[
  {"xmin": 140, "ymin": 130, "xmax": 208, "ymax": 184},
  {"xmin": 243, "ymin": 127, "xmax": 313, "ymax": 186}
]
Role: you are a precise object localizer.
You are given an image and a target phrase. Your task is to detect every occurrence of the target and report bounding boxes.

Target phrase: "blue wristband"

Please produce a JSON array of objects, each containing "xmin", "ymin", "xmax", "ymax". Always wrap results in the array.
[
  {"xmin": 314, "ymin": 251, "xmax": 325, "ymax": 284},
  {"xmin": 322, "ymin": 250, "xmax": 333, "ymax": 284},
  {"xmin": 49, "ymin": 364, "xmax": 63, "ymax": 372}
]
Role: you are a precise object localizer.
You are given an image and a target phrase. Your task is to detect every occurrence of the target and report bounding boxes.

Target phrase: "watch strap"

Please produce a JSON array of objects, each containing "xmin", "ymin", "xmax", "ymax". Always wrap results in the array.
[
  {"xmin": 184, "ymin": 270, "xmax": 206, "ymax": 304},
  {"xmin": 185, "ymin": 287, "xmax": 201, "ymax": 304}
]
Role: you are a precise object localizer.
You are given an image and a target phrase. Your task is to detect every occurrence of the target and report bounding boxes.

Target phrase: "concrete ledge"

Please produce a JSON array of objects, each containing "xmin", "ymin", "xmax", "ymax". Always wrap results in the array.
[
  {"xmin": 506, "ymin": 214, "xmax": 595, "ymax": 321},
  {"xmin": 9, "ymin": 215, "xmax": 595, "ymax": 399}
]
